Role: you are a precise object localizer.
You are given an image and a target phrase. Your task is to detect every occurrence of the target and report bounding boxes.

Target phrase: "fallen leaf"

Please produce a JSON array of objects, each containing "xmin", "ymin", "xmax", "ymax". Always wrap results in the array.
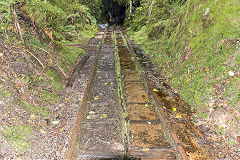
[
  {"xmin": 94, "ymin": 96, "xmax": 99, "ymax": 100},
  {"xmin": 172, "ymin": 108, "xmax": 177, "ymax": 112},
  {"xmin": 51, "ymin": 121, "xmax": 60, "ymax": 125},
  {"xmin": 111, "ymin": 82, "xmax": 113, "ymax": 85},
  {"xmin": 89, "ymin": 111, "xmax": 95, "ymax": 114},
  {"xmin": 112, "ymin": 88, "xmax": 115, "ymax": 91},
  {"xmin": 219, "ymin": 126, "xmax": 224, "ymax": 129},
  {"xmin": 59, "ymin": 127, "xmax": 64, "ymax": 132},
  {"xmin": 40, "ymin": 129, "xmax": 47, "ymax": 134},
  {"xmin": 39, "ymin": 76, "xmax": 43, "ymax": 80},
  {"xmin": 153, "ymin": 89, "xmax": 159, "ymax": 92},
  {"xmin": 86, "ymin": 115, "xmax": 91, "ymax": 119},
  {"xmin": 176, "ymin": 115, "xmax": 182, "ymax": 119},
  {"xmin": 206, "ymin": 68, "xmax": 210, "ymax": 72},
  {"xmin": 47, "ymin": 30, "xmax": 54, "ymax": 42},
  {"xmin": 142, "ymin": 148, "xmax": 150, "ymax": 151},
  {"xmin": 30, "ymin": 114, "xmax": 36, "ymax": 118},
  {"xmin": 105, "ymin": 83, "xmax": 108, "ymax": 85},
  {"xmin": 145, "ymin": 104, "xmax": 149, "ymax": 107},
  {"xmin": 100, "ymin": 114, "xmax": 107, "ymax": 119},
  {"xmin": 65, "ymin": 97, "xmax": 69, "ymax": 101}
]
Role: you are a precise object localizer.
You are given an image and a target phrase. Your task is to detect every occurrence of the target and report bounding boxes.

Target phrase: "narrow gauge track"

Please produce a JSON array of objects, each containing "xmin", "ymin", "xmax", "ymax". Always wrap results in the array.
[{"xmin": 64, "ymin": 27, "xmax": 190, "ymax": 160}]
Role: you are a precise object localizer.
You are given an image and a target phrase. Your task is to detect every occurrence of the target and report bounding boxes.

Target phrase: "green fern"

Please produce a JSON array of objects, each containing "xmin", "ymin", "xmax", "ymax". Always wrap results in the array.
[
  {"xmin": 25, "ymin": 0, "xmax": 67, "ymax": 29},
  {"xmin": 0, "ymin": 0, "xmax": 17, "ymax": 24},
  {"xmin": 25, "ymin": 0, "xmax": 96, "ymax": 31}
]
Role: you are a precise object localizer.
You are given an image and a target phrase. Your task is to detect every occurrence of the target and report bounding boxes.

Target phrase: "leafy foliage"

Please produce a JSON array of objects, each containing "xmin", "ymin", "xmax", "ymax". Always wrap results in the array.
[
  {"xmin": 128, "ymin": 0, "xmax": 240, "ymax": 113},
  {"xmin": 0, "ymin": 0, "xmax": 21, "ymax": 35},
  {"xmin": 78, "ymin": 0, "xmax": 103, "ymax": 20},
  {"xmin": 0, "ymin": 0, "xmax": 17, "ymax": 23},
  {"xmin": 25, "ymin": 0, "xmax": 96, "ymax": 31}
]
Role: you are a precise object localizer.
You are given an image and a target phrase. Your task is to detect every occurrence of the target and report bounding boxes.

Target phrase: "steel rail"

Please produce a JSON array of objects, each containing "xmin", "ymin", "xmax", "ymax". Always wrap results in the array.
[
  {"xmin": 64, "ymin": 30, "xmax": 106, "ymax": 160},
  {"xmin": 122, "ymin": 30, "xmax": 190, "ymax": 160}
]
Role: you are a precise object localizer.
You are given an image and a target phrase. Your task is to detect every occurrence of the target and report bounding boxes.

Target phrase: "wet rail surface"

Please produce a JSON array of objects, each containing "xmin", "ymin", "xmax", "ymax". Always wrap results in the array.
[
  {"xmin": 114, "ymin": 30, "xmax": 181, "ymax": 160},
  {"xmin": 65, "ymin": 27, "xmax": 210, "ymax": 160},
  {"xmin": 122, "ymin": 31, "xmax": 211, "ymax": 160}
]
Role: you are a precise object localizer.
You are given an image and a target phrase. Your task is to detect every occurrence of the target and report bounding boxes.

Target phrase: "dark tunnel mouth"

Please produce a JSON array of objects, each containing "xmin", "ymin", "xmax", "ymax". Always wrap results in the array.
[{"xmin": 101, "ymin": 0, "xmax": 126, "ymax": 25}]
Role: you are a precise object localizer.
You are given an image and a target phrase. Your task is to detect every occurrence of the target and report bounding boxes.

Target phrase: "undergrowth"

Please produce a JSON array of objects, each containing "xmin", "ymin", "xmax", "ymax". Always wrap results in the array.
[{"xmin": 0, "ymin": 0, "xmax": 98, "ymax": 152}]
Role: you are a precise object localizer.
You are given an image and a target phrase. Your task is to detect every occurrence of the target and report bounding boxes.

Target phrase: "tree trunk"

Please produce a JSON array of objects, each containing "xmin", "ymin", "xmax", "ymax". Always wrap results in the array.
[
  {"xmin": 148, "ymin": 0, "xmax": 155, "ymax": 22},
  {"xmin": 130, "ymin": 0, "xmax": 133, "ymax": 15},
  {"xmin": 11, "ymin": 5, "xmax": 24, "ymax": 44}
]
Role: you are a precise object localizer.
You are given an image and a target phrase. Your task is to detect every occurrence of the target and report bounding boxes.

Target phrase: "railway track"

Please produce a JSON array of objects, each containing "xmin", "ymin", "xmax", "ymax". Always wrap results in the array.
[{"xmin": 64, "ymin": 27, "xmax": 208, "ymax": 160}]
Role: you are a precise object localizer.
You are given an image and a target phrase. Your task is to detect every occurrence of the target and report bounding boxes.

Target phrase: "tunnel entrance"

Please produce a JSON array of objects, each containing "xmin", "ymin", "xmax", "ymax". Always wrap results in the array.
[{"xmin": 102, "ymin": 0, "xmax": 126, "ymax": 25}]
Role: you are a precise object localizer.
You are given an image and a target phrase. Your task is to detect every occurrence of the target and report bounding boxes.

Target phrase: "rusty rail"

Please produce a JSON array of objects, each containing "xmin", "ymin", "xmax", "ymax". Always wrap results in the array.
[
  {"xmin": 64, "ymin": 30, "xmax": 106, "ymax": 160},
  {"xmin": 122, "ymin": 30, "xmax": 189, "ymax": 160},
  {"xmin": 64, "ymin": 27, "xmax": 190, "ymax": 160}
]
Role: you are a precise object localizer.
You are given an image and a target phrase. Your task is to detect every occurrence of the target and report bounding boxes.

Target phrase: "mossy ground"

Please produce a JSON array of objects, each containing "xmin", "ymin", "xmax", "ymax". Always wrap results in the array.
[
  {"xmin": 38, "ymin": 90, "xmax": 60, "ymax": 104},
  {"xmin": 2, "ymin": 125, "xmax": 33, "ymax": 152},
  {"xmin": 0, "ymin": 85, "xmax": 12, "ymax": 97}
]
